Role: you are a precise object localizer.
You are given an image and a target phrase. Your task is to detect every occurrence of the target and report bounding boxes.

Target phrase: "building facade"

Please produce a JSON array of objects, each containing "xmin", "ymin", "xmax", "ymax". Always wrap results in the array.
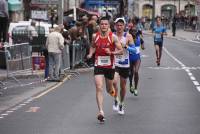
[{"xmin": 128, "ymin": 0, "xmax": 196, "ymax": 19}]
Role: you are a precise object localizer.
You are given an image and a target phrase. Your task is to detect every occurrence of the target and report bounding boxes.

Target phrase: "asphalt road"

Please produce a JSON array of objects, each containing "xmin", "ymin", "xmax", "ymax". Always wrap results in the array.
[{"xmin": 0, "ymin": 35, "xmax": 200, "ymax": 134}]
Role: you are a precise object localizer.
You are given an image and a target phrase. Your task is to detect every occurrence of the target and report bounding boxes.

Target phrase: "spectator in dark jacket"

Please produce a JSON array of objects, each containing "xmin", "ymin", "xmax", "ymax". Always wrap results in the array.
[{"xmin": 0, "ymin": 0, "xmax": 9, "ymax": 44}]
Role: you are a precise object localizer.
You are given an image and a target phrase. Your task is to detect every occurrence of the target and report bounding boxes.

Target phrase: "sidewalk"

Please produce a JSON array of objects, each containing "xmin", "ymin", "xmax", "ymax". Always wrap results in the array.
[{"xmin": 143, "ymin": 29, "xmax": 200, "ymax": 43}]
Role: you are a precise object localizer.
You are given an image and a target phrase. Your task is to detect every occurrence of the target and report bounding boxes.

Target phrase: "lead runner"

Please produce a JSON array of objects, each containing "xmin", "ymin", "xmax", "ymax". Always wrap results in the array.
[{"xmin": 87, "ymin": 16, "xmax": 123, "ymax": 123}]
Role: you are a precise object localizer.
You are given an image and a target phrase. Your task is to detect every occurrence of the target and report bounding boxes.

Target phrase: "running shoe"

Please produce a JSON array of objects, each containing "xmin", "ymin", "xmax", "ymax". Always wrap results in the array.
[
  {"xmin": 112, "ymin": 99, "xmax": 119, "ymax": 111},
  {"xmin": 118, "ymin": 104, "xmax": 125, "ymax": 115},
  {"xmin": 156, "ymin": 61, "xmax": 160, "ymax": 66},
  {"xmin": 130, "ymin": 86, "xmax": 134, "ymax": 94},
  {"xmin": 130, "ymin": 86, "xmax": 138, "ymax": 96},
  {"xmin": 156, "ymin": 59, "xmax": 160, "ymax": 66},
  {"xmin": 133, "ymin": 89, "xmax": 138, "ymax": 96},
  {"xmin": 97, "ymin": 113, "xmax": 105, "ymax": 123}
]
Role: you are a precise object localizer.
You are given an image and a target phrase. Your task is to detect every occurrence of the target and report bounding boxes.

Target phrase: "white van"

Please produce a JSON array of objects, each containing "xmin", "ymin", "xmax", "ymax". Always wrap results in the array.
[{"xmin": 8, "ymin": 20, "xmax": 57, "ymax": 45}]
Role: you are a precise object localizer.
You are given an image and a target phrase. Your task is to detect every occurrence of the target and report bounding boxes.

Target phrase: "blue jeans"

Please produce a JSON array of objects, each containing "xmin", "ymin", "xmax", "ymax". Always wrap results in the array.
[
  {"xmin": 48, "ymin": 52, "xmax": 61, "ymax": 80},
  {"xmin": 44, "ymin": 56, "xmax": 49, "ymax": 78}
]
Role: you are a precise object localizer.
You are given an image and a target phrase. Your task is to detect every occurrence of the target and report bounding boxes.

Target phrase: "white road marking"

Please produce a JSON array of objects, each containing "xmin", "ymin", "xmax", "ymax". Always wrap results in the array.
[
  {"xmin": 147, "ymin": 66, "xmax": 200, "ymax": 70},
  {"xmin": 1, "ymin": 113, "xmax": 8, "ymax": 116},
  {"xmin": 163, "ymin": 47, "xmax": 200, "ymax": 92},
  {"xmin": 190, "ymin": 76, "xmax": 196, "ymax": 81},
  {"xmin": 197, "ymin": 86, "xmax": 200, "ymax": 92},
  {"xmin": 6, "ymin": 111, "xmax": 13, "ymax": 113},
  {"xmin": 141, "ymin": 54, "xmax": 149, "ymax": 58},
  {"xmin": 193, "ymin": 81, "xmax": 200, "ymax": 86},
  {"xmin": 188, "ymin": 73, "xmax": 193, "ymax": 76}
]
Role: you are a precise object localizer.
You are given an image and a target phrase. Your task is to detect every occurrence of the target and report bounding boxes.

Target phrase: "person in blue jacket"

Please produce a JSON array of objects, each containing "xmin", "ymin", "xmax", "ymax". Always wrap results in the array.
[{"xmin": 152, "ymin": 16, "xmax": 167, "ymax": 66}]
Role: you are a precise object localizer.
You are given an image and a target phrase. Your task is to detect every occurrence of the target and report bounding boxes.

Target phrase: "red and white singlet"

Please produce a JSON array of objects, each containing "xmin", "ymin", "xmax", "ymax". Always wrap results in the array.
[{"xmin": 94, "ymin": 31, "xmax": 115, "ymax": 69}]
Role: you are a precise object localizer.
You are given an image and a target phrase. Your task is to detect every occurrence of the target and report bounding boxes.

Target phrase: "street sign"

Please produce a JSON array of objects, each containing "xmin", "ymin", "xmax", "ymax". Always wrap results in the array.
[{"xmin": 31, "ymin": 10, "xmax": 48, "ymax": 20}]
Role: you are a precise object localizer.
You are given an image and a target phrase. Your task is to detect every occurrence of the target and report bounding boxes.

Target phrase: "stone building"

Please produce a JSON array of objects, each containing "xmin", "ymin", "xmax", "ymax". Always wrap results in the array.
[{"xmin": 128, "ymin": 0, "xmax": 196, "ymax": 19}]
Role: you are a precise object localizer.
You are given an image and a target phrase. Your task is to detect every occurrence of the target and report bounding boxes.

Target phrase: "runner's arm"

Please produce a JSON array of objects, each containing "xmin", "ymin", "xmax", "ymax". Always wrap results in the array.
[
  {"xmin": 126, "ymin": 33, "xmax": 137, "ymax": 53},
  {"xmin": 112, "ymin": 34, "xmax": 123, "ymax": 55},
  {"xmin": 162, "ymin": 27, "xmax": 167, "ymax": 36}
]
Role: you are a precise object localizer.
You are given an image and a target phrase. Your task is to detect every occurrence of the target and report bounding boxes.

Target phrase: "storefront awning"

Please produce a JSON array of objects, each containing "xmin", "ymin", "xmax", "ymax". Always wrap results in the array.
[{"xmin": 8, "ymin": 0, "xmax": 22, "ymax": 11}]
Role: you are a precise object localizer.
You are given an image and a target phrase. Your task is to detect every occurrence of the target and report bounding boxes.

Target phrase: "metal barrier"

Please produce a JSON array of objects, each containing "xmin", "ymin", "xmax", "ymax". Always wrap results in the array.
[
  {"xmin": 61, "ymin": 45, "xmax": 70, "ymax": 71},
  {"xmin": 4, "ymin": 42, "xmax": 32, "ymax": 84},
  {"xmin": 71, "ymin": 39, "xmax": 89, "ymax": 69}
]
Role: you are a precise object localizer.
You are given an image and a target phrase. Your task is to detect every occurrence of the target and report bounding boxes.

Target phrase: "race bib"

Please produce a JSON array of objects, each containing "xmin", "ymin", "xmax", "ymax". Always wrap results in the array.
[
  {"xmin": 155, "ymin": 33, "xmax": 161, "ymax": 39},
  {"xmin": 97, "ymin": 56, "xmax": 111, "ymax": 66},
  {"xmin": 116, "ymin": 55, "xmax": 123, "ymax": 60}
]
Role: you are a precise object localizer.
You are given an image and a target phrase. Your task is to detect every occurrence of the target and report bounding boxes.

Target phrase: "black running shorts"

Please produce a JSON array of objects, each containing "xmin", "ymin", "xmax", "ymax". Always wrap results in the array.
[
  {"xmin": 94, "ymin": 67, "xmax": 115, "ymax": 80},
  {"xmin": 115, "ymin": 66, "xmax": 130, "ymax": 79},
  {"xmin": 154, "ymin": 41, "xmax": 163, "ymax": 46}
]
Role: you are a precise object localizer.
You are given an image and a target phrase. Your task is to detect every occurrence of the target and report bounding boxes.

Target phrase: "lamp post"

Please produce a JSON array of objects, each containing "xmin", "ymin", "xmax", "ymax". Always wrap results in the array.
[
  {"xmin": 152, "ymin": 0, "xmax": 155, "ymax": 20},
  {"xmin": 58, "ymin": 0, "xmax": 64, "ymax": 25},
  {"xmin": 188, "ymin": 1, "xmax": 191, "ymax": 17}
]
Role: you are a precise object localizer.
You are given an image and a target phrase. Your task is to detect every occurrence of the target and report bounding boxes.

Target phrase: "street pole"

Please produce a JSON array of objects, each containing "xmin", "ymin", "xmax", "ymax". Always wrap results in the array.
[
  {"xmin": 58, "ymin": 0, "xmax": 64, "ymax": 25},
  {"xmin": 178, "ymin": 0, "xmax": 180, "ymax": 14},
  {"xmin": 152, "ymin": 0, "xmax": 155, "ymax": 20}
]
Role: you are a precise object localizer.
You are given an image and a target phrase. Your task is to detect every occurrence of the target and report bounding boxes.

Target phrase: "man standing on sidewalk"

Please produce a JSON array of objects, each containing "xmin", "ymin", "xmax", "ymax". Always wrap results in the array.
[
  {"xmin": 45, "ymin": 26, "xmax": 64, "ymax": 81},
  {"xmin": 0, "ymin": 0, "xmax": 9, "ymax": 46}
]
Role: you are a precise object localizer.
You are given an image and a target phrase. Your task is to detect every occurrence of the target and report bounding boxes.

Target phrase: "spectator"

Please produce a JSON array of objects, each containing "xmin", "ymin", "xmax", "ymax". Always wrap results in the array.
[
  {"xmin": 0, "ymin": 0, "xmax": 9, "ymax": 46},
  {"xmin": 27, "ymin": 20, "xmax": 38, "ymax": 41},
  {"xmin": 172, "ymin": 15, "xmax": 177, "ymax": 36},
  {"xmin": 68, "ymin": 21, "xmax": 83, "ymax": 68},
  {"xmin": 68, "ymin": 21, "xmax": 82, "ymax": 42},
  {"xmin": 45, "ymin": 26, "xmax": 64, "ymax": 81},
  {"xmin": 87, "ymin": 15, "xmax": 99, "ymax": 66},
  {"xmin": 88, "ymin": 15, "xmax": 98, "ymax": 43}
]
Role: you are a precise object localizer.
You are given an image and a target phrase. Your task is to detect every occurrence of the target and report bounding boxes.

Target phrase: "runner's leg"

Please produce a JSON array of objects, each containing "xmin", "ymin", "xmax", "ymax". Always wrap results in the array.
[
  {"xmin": 94, "ymin": 75, "xmax": 104, "ymax": 114},
  {"xmin": 113, "ymin": 72, "xmax": 119, "ymax": 99},
  {"xmin": 119, "ymin": 76, "xmax": 127, "ymax": 103},
  {"xmin": 134, "ymin": 59, "xmax": 141, "ymax": 89},
  {"xmin": 113, "ymin": 72, "xmax": 119, "ymax": 111},
  {"xmin": 154, "ymin": 44, "xmax": 160, "ymax": 65},
  {"xmin": 158, "ymin": 45, "xmax": 163, "ymax": 64},
  {"xmin": 129, "ymin": 62, "xmax": 133, "ymax": 88},
  {"xmin": 105, "ymin": 78, "xmax": 115, "ymax": 96}
]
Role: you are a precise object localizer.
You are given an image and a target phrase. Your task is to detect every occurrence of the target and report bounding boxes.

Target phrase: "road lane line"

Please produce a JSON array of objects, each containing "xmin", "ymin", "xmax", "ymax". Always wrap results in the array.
[
  {"xmin": 188, "ymin": 73, "xmax": 193, "ymax": 76},
  {"xmin": 6, "ymin": 111, "xmax": 13, "ymax": 113},
  {"xmin": 190, "ymin": 76, "xmax": 196, "ymax": 81},
  {"xmin": 164, "ymin": 47, "xmax": 200, "ymax": 92},
  {"xmin": 193, "ymin": 81, "xmax": 200, "ymax": 86},
  {"xmin": 197, "ymin": 86, "xmax": 200, "ymax": 92},
  {"xmin": 1, "ymin": 113, "xmax": 8, "ymax": 116}
]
